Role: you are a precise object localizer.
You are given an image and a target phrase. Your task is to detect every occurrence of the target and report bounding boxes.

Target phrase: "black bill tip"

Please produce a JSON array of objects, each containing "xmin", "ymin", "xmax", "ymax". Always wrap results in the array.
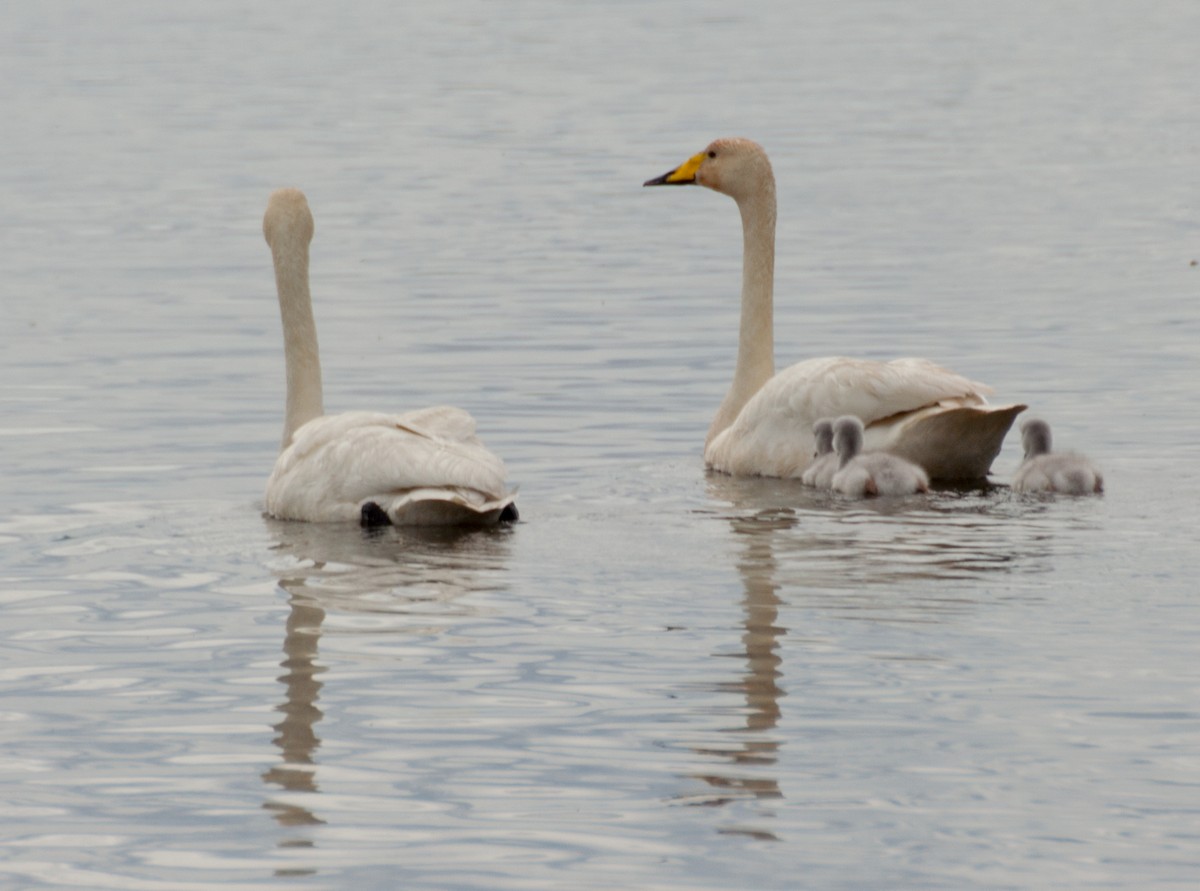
[{"xmin": 643, "ymin": 169, "xmax": 689, "ymax": 187}]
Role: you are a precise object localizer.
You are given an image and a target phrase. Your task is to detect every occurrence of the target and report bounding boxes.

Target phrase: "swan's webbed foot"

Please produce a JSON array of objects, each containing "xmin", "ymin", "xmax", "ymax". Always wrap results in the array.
[
  {"xmin": 499, "ymin": 503, "xmax": 519, "ymax": 524},
  {"xmin": 360, "ymin": 502, "xmax": 392, "ymax": 527}
]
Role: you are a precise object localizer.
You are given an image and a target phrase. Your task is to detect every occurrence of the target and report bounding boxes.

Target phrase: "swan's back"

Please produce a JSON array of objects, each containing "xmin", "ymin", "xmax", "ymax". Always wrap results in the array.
[
  {"xmin": 706, "ymin": 356, "xmax": 1022, "ymax": 480},
  {"xmin": 266, "ymin": 408, "xmax": 514, "ymax": 524}
]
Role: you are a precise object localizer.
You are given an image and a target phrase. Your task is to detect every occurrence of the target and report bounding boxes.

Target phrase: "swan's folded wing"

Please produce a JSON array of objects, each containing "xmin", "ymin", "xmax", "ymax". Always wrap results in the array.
[
  {"xmin": 709, "ymin": 357, "xmax": 993, "ymax": 477},
  {"xmin": 393, "ymin": 405, "xmax": 480, "ymax": 443},
  {"xmin": 267, "ymin": 410, "xmax": 510, "ymax": 521},
  {"xmin": 772, "ymin": 357, "xmax": 992, "ymax": 424}
]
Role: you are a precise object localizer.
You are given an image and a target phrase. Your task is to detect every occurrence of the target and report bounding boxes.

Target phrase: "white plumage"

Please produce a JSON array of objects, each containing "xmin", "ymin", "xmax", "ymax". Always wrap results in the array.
[
  {"xmin": 262, "ymin": 188, "xmax": 517, "ymax": 526},
  {"xmin": 645, "ymin": 138, "xmax": 1024, "ymax": 481}
]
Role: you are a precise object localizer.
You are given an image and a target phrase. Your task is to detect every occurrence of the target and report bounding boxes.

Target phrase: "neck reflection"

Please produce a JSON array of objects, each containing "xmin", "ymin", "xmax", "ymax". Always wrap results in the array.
[
  {"xmin": 258, "ymin": 518, "xmax": 514, "ymax": 851},
  {"xmin": 262, "ymin": 584, "xmax": 327, "ymax": 831},
  {"xmin": 688, "ymin": 495, "xmax": 791, "ymax": 835}
]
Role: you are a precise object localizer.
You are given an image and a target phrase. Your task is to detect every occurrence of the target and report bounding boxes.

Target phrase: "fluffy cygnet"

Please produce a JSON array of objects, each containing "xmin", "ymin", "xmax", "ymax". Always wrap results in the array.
[
  {"xmin": 1012, "ymin": 419, "xmax": 1103, "ymax": 495},
  {"xmin": 800, "ymin": 418, "xmax": 838, "ymax": 488},
  {"xmin": 829, "ymin": 416, "xmax": 930, "ymax": 498}
]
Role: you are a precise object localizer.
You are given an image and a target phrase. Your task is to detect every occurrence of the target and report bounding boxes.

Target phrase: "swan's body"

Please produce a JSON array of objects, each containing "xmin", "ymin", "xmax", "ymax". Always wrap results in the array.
[
  {"xmin": 262, "ymin": 188, "xmax": 517, "ymax": 526},
  {"xmin": 1012, "ymin": 419, "xmax": 1103, "ymax": 495},
  {"xmin": 829, "ymin": 416, "xmax": 930, "ymax": 497},
  {"xmin": 645, "ymin": 138, "xmax": 1024, "ymax": 481},
  {"xmin": 800, "ymin": 418, "xmax": 838, "ymax": 488}
]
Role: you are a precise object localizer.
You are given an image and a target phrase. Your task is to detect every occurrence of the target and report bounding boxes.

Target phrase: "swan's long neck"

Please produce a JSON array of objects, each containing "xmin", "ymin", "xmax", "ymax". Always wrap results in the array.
[
  {"xmin": 272, "ymin": 237, "xmax": 324, "ymax": 449},
  {"xmin": 706, "ymin": 178, "xmax": 777, "ymax": 448}
]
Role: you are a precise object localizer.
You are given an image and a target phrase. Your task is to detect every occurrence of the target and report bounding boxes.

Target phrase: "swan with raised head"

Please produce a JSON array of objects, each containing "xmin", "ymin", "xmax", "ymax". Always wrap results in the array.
[
  {"xmin": 644, "ymin": 138, "xmax": 1025, "ymax": 481},
  {"xmin": 262, "ymin": 188, "xmax": 518, "ymax": 526},
  {"xmin": 800, "ymin": 418, "xmax": 837, "ymax": 488},
  {"xmin": 829, "ymin": 416, "xmax": 930, "ymax": 497},
  {"xmin": 1012, "ymin": 418, "xmax": 1103, "ymax": 495}
]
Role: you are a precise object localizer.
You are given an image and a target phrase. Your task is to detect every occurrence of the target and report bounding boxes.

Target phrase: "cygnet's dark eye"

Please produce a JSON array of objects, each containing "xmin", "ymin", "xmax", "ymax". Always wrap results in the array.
[{"xmin": 707, "ymin": 150, "xmax": 717, "ymax": 158}]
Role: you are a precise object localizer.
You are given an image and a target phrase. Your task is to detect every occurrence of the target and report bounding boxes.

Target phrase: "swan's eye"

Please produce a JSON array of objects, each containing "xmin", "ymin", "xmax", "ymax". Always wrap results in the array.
[{"xmin": 707, "ymin": 151, "xmax": 717, "ymax": 158}]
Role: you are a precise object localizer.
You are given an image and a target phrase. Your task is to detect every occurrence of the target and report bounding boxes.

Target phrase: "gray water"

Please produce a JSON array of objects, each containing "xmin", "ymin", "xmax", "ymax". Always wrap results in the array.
[{"xmin": 2, "ymin": 1, "xmax": 1199, "ymax": 888}]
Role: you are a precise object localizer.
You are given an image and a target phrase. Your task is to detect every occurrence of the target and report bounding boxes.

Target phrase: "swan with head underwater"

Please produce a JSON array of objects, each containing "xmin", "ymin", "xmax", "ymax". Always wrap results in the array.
[
  {"xmin": 262, "ymin": 188, "xmax": 518, "ymax": 526},
  {"xmin": 645, "ymin": 138, "xmax": 1026, "ymax": 481}
]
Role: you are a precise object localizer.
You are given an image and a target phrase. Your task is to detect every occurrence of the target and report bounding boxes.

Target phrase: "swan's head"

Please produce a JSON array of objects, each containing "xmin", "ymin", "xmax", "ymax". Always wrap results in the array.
[
  {"xmin": 1020, "ymin": 418, "xmax": 1053, "ymax": 459},
  {"xmin": 832, "ymin": 415, "xmax": 864, "ymax": 465},
  {"xmin": 643, "ymin": 137, "xmax": 773, "ymax": 203},
  {"xmin": 263, "ymin": 188, "xmax": 315, "ymax": 251},
  {"xmin": 812, "ymin": 418, "xmax": 834, "ymax": 456}
]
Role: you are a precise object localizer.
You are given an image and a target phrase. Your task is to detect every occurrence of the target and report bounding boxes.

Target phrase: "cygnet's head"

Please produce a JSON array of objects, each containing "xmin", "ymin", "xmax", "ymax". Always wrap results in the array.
[
  {"xmin": 263, "ymin": 187, "xmax": 315, "ymax": 251},
  {"xmin": 643, "ymin": 137, "xmax": 774, "ymax": 203},
  {"xmin": 812, "ymin": 418, "xmax": 834, "ymax": 457},
  {"xmin": 833, "ymin": 415, "xmax": 865, "ymax": 466},
  {"xmin": 1020, "ymin": 418, "xmax": 1053, "ymax": 460}
]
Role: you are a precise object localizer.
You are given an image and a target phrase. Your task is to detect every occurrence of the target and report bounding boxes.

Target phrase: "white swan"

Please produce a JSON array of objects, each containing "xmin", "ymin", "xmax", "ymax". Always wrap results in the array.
[
  {"xmin": 800, "ymin": 418, "xmax": 838, "ymax": 488},
  {"xmin": 1012, "ymin": 418, "xmax": 1103, "ymax": 495},
  {"xmin": 829, "ymin": 416, "xmax": 930, "ymax": 497},
  {"xmin": 262, "ymin": 188, "xmax": 518, "ymax": 526},
  {"xmin": 644, "ymin": 138, "xmax": 1025, "ymax": 481}
]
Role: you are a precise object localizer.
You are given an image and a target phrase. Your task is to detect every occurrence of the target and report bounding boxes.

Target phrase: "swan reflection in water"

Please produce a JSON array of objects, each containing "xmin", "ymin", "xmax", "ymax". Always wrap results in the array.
[
  {"xmin": 258, "ymin": 518, "xmax": 513, "ymax": 854},
  {"xmin": 684, "ymin": 473, "xmax": 1058, "ymax": 838},
  {"xmin": 681, "ymin": 500, "xmax": 791, "ymax": 843},
  {"xmin": 706, "ymin": 474, "xmax": 1060, "ymax": 599}
]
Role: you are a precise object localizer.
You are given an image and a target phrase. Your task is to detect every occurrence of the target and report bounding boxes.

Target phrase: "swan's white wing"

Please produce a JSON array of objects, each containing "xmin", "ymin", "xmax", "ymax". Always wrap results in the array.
[
  {"xmin": 266, "ymin": 409, "xmax": 512, "ymax": 522},
  {"xmin": 766, "ymin": 357, "xmax": 992, "ymax": 425},
  {"xmin": 707, "ymin": 356, "xmax": 992, "ymax": 477},
  {"xmin": 392, "ymin": 404, "xmax": 480, "ymax": 442}
]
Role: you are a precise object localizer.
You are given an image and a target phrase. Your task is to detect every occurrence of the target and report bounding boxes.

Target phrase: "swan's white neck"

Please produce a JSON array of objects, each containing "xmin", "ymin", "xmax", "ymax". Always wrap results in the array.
[
  {"xmin": 706, "ymin": 177, "xmax": 777, "ymax": 448},
  {"xmin": 271, "ymin": 235, "xmax": 324, "ymax": 449}
]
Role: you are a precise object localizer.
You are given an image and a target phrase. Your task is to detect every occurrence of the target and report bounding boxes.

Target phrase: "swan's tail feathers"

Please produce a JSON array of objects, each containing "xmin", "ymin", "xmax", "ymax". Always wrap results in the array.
[
  {"xmin": 887, "ymin": 403, "xmax": 1027, "ymax": 482},
  {"xmin": 363, "ymin": 487, "xmax": 519, "ymax": 527}
]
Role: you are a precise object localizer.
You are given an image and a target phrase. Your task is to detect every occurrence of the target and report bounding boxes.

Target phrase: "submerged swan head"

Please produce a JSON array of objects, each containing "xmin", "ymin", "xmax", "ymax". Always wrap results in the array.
[
  {"xmin": 643, "ymin": 137, "xmax": 774, "ymax": 203},
  {"xmin": 1020, "ymin": 418, "xmax": 1053, "ymax": 460},
  {"xmin": 263, "ymin": 187, "xmax": 314, "ymax": 251}
]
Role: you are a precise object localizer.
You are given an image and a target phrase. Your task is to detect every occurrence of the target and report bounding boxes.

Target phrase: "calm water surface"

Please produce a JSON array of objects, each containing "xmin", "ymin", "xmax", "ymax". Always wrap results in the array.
[{"xmin": 2, "ymin": 1, "xmax": 1199, "ymax": 888}]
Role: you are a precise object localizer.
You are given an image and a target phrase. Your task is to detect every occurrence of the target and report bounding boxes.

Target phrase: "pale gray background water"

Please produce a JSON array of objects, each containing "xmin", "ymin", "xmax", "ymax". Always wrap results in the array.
[{"xmin": 2, "ymin": 2, "xmax": 1198, "ymax": 888}]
